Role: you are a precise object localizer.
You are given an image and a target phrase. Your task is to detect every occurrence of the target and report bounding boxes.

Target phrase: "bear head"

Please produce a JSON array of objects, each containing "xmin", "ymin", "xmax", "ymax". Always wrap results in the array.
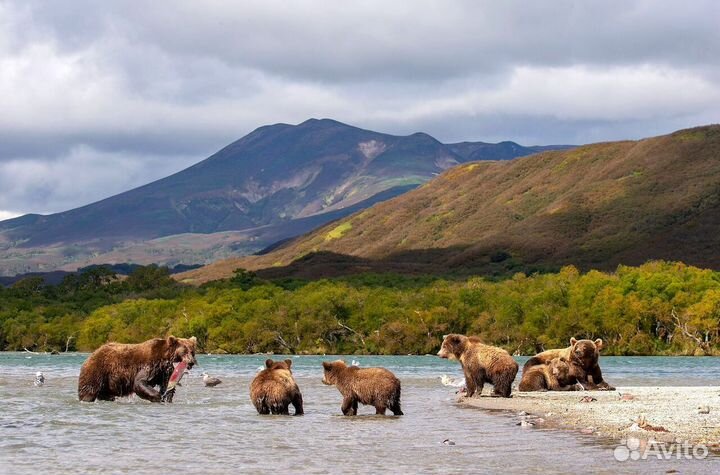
[
  {"xmin": 166, "ymin": 335, "xmax": 198, "ymax": 369},
  {"xmin": 549, "ymin": 357, "xmax": 571, "ymax": 380},
  {"xmin": 569, "ymin": 337, "xmax": 602, "ymax": 369},
  {"xmin": 321, "ymin": 360, "xmax": 347, "ymax": 385},
  {"xmin": 437, "ymin": 334, "xmax": 467, "ymax": 360},
  {"xmin": 265, "ymin": 358, "xmax": 293, "ymax": 372}
]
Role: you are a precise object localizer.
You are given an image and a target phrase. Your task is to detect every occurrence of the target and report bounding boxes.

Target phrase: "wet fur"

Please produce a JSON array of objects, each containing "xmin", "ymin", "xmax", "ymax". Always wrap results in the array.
[
  {"xmin": 250, "ymin": 359, "xmax": 304, "ymax": 415},
  {"xmin": 437, "ymin": 334, "xmax": 519, "ymax": 398},
  {"xmin": 78, "ymin": 336, "xmax": 197, "ymax": 402},
  {"xmin": 322, "ymin": 360, "xmax": 403, "ymax": 416},
  {"xmin": 522, "ymin": 338, "xmax": 614, "ymax": 390},
  {"xmin": 518, "ymin": 357, "xmax": 578, "ymax": 391}
]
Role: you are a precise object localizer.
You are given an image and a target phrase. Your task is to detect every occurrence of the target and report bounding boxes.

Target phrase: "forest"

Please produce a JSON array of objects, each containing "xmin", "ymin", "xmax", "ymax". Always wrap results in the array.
[{"xmin": 1, "ymin": 261, "xmax": 719, "ymax": 356}]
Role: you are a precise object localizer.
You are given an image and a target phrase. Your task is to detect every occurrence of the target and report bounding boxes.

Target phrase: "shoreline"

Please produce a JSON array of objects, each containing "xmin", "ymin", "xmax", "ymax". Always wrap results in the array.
[{"xmin": 460, "ymin": 386, "xmax": 720, "ymax": 450}]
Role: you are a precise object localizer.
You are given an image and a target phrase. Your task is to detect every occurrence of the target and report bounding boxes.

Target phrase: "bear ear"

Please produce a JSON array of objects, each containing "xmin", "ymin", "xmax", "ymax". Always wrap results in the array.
[
  {"xmin": 167, "ymin": 335, "xmax": 178, "ymax": 346},
  {"xmin": 284, "ymin": 359, "xmax": 292, "ymax": 368},
  {"xmin": 569, "ymin": 337, "xmax": 578, "ymax": 346},
  {"xmin": 265, "ymin": 359, "xmax": 274, "ymax": 369},
  {"xmin": 322, "ymin": 361, "xmax": 331, "ymax": 370},
  {"xmin": 189, "ymin": 336, "xmax": 197, "ymax": 344},
  {"xmin": 594, "ymin": 338, "xmax": 603, "ymax": 350}
]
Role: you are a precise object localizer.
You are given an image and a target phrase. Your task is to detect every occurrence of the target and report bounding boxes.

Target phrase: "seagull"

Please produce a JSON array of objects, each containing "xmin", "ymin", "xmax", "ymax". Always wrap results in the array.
[
  {"xmin": 34, "ymin": 372, "xmax": 45, "ymax": 386},
  {"xmin": 440, "ymin": 375, "xmax": 466, "ymax": 388},
  {"xmin": 202, "ymin": 373, "xmax": 222, "ymax": 387},
  {"xmin": 351, "ymin": 360, "xmax": 360, "ymax": 367}
]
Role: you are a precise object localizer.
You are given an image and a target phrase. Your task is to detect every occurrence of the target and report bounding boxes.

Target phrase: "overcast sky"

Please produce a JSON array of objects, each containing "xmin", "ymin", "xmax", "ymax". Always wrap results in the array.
[{"xmin": 1, "ymin": 0, "xmax": 718, "ymax": 219}]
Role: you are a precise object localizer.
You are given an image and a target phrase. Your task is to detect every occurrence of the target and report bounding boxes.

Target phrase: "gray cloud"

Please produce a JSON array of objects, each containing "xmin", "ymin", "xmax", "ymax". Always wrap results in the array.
[{"xmin": 0, "ymin": 0, "xmax": 718, "ymax": 217}]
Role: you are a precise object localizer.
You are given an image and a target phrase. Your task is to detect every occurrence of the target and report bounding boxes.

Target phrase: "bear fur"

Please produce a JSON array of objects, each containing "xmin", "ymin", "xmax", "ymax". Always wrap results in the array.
[
  {"xmin": 321, "ymin": 360, "xmax": 403, "ymax": 416},
  {"xmin": 250, "ymin": 359, "xmax": 304, "ymax": 415},
  {"xmin": 522, "ymin": 337, "xmax": 614, "ymax": 390},
  {"xmin": 78, "ymin": 336, "xmax": 197, "ymax": 402},
  {"xmin": 518, "ymin": 357, "xmax": 579, "ymax": 391},
  {"xmin": 437, "ymin": 334, "xmax": 518, "ymax": 398}
]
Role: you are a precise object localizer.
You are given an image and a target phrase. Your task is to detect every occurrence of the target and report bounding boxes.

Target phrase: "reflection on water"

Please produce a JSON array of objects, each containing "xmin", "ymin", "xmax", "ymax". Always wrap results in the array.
[{"xmin": 1, "ymin": 354, "xmax": 718, "ymax": 474}]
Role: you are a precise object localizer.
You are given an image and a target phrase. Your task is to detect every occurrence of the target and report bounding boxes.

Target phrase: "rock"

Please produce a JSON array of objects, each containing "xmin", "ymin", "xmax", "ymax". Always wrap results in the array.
[
  {"xmin": 580, "ymin": 427, "xmax": 595, "ymax": 435},
  {"xmin": 579, "ymin": 396, "xmax": 597, "ymax": 403},
  {"xmin": 697, "ymin": 405, "xmax": 710, "ymax": 414},
  {"xmin": 619, "ymin": 393, "xmax": 636, "ymax": 401},
  {"xmin": 517, "ymin": 420, "xmax": 535, "ymax": 428},
  {"xmin": 517, "ymin": 411, "xmax": 528, "ymax": 416},
  {"xmin": 442, "ymin": 439, "xmax": 456, "ymax": 446}
]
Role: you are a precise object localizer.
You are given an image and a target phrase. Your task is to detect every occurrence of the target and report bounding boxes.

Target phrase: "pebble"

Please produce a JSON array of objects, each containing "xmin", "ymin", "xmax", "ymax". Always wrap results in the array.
[
  {"xmin": 579, "ymin": 396, "xmax": 597, "ymax": 403},
  {"xmin": 517, "ymin": 411, "xmax": 528, "ymax": 416},
  {"xmin": 442, "ymin": 439, "xmax": 456, "ymax": 446},
  {"xmin": 580, "ymin": 427, "xmax": 595, "ymax": 435},
  {"xmin": 619, "ymin": 393, "xmax": 636, "ymax": 401},
  {"xmin": 697, "ymin": 406, "xmax": 710, "ymax": 414},
  {"xmin": 517, "ymin": 420, "xmax": 535, "ymax": 428}
]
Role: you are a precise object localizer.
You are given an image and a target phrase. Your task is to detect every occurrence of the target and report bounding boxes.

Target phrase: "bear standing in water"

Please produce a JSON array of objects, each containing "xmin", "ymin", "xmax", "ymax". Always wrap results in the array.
[
  {"xmin": 322, "ymin": 360, "xmax": 403, "ymax": 416},
  {"xmin": 250, "ymin": 359, "xmax": 304, "ymax": 415},
  {"xmin": 437, "ymin": 334, "xmax": 518, "ymax": 398},
  {"xmin": 78, "ymin": 336, "xmax": 197, "ymax": 402},
  {"xmin": 518, "ymin": 357, "xmax": 580, "ymax": 391},
  {"xmin": 523, "ymin": 338, "xmax": 614, "ymax": 390}
]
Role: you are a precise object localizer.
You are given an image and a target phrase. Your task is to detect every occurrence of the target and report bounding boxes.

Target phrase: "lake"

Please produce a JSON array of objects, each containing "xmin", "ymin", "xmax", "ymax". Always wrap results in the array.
[{"xmin": 1, "ymin": 353, "xmax": 718, "ymax": 474}]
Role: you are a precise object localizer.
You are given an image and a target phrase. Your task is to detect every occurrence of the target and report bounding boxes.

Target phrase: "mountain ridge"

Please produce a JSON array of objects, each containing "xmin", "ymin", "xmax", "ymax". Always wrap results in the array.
[
  {"xmin": 176, "ymin": 124, "xmax": 720, "ymax": 283},
  {"xmin": 0, "ymin": 119, "xmax": 564, "ymax": 275}
]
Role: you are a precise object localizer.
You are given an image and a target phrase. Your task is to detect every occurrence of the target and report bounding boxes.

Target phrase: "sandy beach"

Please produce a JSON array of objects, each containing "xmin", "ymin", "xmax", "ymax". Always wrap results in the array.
[{"xmin": 461, "ymin": 387, "xmax": 720, "ymax": 450}]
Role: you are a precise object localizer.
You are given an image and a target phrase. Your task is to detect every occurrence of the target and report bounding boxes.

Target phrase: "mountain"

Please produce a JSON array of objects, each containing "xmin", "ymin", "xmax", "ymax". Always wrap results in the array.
[
  {"xmin": 0, "ymin": 119, "xmax": 564, "ymax": 275},
  {"xmin": 177, "ymin": 125, "xmax": 720, "ymax": 283}
]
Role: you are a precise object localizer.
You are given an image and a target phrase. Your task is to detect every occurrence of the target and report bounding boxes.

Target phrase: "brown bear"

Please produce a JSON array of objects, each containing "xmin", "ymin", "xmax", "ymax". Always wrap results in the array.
[
  {"xmin": 518, "ymin": 357, "xmax": 580, "ymax": 391},
  {"xmin": 250, "ymin": 359, "xmax": 304, "ymax": 415},
  {"xmin": 522, "ymin": 337, "xmax": 614, "ymax": 390},
  {"xmin": 321, "ymin": 360, "xmax": 403, "ymax": 416},
  {"xmin": 437, "ymin": 334, "xmax": 518, "ymax": 398},
  {"xmin": 78, "ymin": 336, "xmax": 197, "ymax": 402}
]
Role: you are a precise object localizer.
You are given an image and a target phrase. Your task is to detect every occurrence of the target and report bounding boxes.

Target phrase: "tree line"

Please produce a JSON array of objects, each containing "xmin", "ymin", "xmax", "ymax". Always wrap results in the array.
[{"xmin": 1, "ymin": 261, "xmax": 719, "ymax": 355}]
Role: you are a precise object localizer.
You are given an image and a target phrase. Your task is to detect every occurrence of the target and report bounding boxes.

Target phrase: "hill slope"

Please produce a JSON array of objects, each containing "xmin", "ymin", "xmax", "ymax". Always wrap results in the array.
[
  {"xmin": 178, "ymin": 125, "xmax": 720, "ymax": 283},
  {"xmin": 0, "ymin": 119, "xmax": 562, "ymax": 275}
]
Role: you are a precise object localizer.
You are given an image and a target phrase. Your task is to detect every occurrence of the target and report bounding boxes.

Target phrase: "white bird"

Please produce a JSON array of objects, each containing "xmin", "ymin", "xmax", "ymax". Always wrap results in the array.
[
  {"xmin": 202, "ymin": 372, "xmax": 222, "ymax": 387},
  {"xmin": 351, "ymin": 360, "xmax": 360, "ymax": 367},
  {"xmin": 34, "ymin": 371, "xmax": 45, "ymax": 386},
  {"xmin": 440, "ymin": 375, "xmax": 466, "ymax": 388}
]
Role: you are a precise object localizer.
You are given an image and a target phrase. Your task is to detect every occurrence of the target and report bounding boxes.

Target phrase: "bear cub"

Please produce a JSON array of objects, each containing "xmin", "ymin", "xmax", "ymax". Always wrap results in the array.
[
  {"xmin": 437, "ymin": 334, "xmax": 518, "ymax": 398},
  {"xmin": 322, "ymin": 360, "xmax": 403, "ymax": 416},
  {"xmin": 250, "ymin": 359, "xmax": 304, "ymax": 415}
]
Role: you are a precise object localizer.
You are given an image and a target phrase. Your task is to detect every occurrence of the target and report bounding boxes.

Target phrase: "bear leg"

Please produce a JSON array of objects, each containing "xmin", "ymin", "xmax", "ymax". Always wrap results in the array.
[
  {"xmin": 375, "ymin": 405, "xmax": 387, "ymax": 415},
  {"xmin": 133, "ymin": 373, "xmax": 162, "ymax": 402},
  {"xmin": 292, "ymin": 392, "xmax": 304, "ymax": 416},
  {"xmin": 341, "ymin": 396, "xmax": 357, "ymax": 415},
  {"xmin": 390, "ymin": 399, "xmax": 403, "ymax": 416}
]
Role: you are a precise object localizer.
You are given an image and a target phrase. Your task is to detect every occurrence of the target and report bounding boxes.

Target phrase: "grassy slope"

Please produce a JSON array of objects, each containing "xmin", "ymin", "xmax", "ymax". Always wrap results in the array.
[{"xmin": 178, "ymin": 125, "xmax": 720, "ymax": 283}]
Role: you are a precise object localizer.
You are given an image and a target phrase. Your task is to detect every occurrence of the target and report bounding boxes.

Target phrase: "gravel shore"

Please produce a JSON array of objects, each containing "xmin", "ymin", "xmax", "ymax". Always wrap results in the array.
[{"xmin": 460, "ymin": 387, "xmax": 720, "ymax": 450}]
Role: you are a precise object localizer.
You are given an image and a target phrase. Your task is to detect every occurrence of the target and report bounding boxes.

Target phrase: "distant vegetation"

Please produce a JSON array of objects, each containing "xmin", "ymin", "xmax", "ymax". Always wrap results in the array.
[{"xmin": 2, "ymin": 261, "xmax": 719, "ymax": 356}]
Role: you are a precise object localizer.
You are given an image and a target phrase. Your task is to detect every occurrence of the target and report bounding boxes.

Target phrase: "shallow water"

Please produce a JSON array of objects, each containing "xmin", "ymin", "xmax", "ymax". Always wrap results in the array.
[{"xmin": 1, "ymin": 353, "xmax": 718, "ymax": 474}]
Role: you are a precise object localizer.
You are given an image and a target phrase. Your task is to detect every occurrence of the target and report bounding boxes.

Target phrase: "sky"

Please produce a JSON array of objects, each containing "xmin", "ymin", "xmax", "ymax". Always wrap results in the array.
[{"xmin": 0, "ymin": 0, "xmax": 718, "ymax": 218}]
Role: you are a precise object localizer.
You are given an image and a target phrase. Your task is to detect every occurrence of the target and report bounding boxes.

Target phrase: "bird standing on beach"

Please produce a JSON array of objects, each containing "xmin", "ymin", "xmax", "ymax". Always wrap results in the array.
[
  {"xmin": 34, "ymin": 372, "xmax": 45, "ymax": 386},
  {"xmin": 202, "ymin": 373, "xmax": 222, "ymax": 387}
]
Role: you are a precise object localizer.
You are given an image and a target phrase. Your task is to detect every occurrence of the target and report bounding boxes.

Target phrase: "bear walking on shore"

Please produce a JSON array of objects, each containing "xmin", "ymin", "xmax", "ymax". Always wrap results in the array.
[
  {"xmin": 78, "ymin": 336, "xmax": 197, "ymax": 402},
  {"xmin": 437, "ymin": 334, "xmax": 518, "ymax": 398},
  {"xmin": 523, "ymin": 338, "xmax": 614, "ymax": 390},
  {"xmin": 518, "ymin": 357, "xmax": 580, "ymax": 391},
  {"xmin": 250, "ymin": 359, "xmax": 304, "ymax": 415},
  {"xmin": 322, "ymin": 360, "xmax": 403, "ymax": 416}
]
